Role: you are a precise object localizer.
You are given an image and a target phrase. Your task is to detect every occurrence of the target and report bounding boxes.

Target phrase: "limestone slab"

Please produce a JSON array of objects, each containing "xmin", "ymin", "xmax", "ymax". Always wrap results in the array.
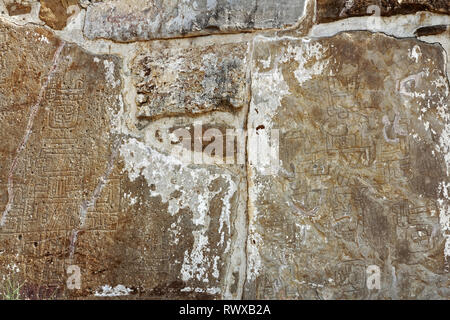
[
  {"xmin": 132, "ymin": 40, "xmax": 250, "ymax": 120},
  {"xmin": 0, "ymin": 19, "xmax": 250, "ymax": 299},
  {"xmin": 83, "ymin": 0, "xmax": 306, "ymax": 42},
  {"xmin": 39, "ymin": 0, "xmax": 79, "ymax": 30},
  {"xmin": 1, "ymin": 0, "xmax": 450, "ymax": 300},
  {"xmin": 0, "ymin": 20, "xmax": 124, "ymax": 298},
  {"xmin": 245, "ymin": 32, "xmax": 450, "ymax": 299}
]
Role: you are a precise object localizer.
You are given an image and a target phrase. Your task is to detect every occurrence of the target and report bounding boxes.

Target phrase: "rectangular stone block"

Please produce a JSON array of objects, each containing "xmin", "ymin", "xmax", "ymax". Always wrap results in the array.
[
  {"xmin": 245, "ymin": 32, "xmax": 449, "ymax": 299},
  {"xmin": 84, "ymin": 0, "xmax": 306, "ymax": 41}
]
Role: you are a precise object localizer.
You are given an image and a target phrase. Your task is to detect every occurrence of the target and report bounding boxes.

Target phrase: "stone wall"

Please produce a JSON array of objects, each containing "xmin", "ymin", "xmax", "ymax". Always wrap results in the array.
[{"xmin": 0, "ymin": 0, "xmax": 448, "ymax": 299}]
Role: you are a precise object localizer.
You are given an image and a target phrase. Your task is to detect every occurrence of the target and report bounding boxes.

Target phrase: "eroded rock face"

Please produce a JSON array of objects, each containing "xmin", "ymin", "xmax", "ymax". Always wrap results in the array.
[
  {"xmin": 39, "ymin": 0, "xmax": 79, "ymax": 30},
  {"xmin": 117, "ymin": 128, "xmax": 246, "ymax": 298},
  {"xmin": 5, "ymin": 0, "xmax": 31, "ymax": 16},
  {"xmin": 0, "ymin": 0, "xmax": 449, "ymax": 301},
  {"xmin": 244, "ymin": 32, "xmax": 449, "ymax": 299},
  {"xmin": 0, "ymin": 20, "xmax": 123, "ymax": 298},
  {"xmin": 317, "ymin": 0, "xmax": 450, "ymax": 23},
  {"xmin": 132, "ymin": 40, "xmax": 250, "ymax": 120},
  {"xmin": 83, "ymin": 0, "xmax": 306, "ymax": 42},
  {"xmin": 0, "ymin": 19, "xmax": 248, "ymax": 299}
]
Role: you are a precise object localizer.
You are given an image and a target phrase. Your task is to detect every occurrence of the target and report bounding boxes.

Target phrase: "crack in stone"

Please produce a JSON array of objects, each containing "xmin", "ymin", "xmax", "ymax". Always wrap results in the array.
[
  {"xmin": 69, "ymin": 138, "xmax": 121, "ymax": 261},
  {"xmin": 240, "ymin": 36, "xmax": 256, "ymax": 299}
]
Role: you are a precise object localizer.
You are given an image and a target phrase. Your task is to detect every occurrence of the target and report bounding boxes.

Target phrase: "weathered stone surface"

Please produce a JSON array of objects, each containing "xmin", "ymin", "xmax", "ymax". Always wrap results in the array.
[
  {"xmin": 245, "ymin": 32, "xmax": 449, "ymax": 299},
  {"xmin": 0, "ymin": 0, "xmax": 449, "ymax": 301},
  {"xmin": 116, "ymin": 122, "xmax": 247, "ymax": 298},
  {"xmin": 39, "ymin": 0, "xmax": 79, "ymax": 30},
  {"xmin": 0, "ymin": 18, "xmax": 249, "ymax": 299},
  {"xmin": 317, "ymin": 0, "xmax": 450, "ymax": 23},
  {"xmin": 132, "ymin": 40, "xmax": 249, "ymax": 120},
  {"xmin": 0, "ymin": 18, "xmax": 250, "ymax": 299},
  {"xmin": 83, "ymin": 0, "xmax": 306, "ymax": 42},
  {"xmin": 0, "ymin": 20, "xmax": 124, "ymax": 298},
  {"xmin": 4, "ymin": 0, "xmax": 31, "ymax": 16}
]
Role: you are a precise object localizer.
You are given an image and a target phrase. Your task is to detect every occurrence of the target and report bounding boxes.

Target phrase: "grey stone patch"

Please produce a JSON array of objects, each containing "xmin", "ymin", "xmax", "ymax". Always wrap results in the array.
[{"xmin": 83, "ymin": 0, "xmax": 306, "ymax": 41}]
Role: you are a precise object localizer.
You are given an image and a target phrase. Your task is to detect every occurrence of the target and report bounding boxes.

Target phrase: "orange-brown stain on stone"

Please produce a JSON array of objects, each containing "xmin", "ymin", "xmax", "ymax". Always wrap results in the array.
[{"xmin": 39, "ymin": 0, "xmax": 79, "ymax": 30}]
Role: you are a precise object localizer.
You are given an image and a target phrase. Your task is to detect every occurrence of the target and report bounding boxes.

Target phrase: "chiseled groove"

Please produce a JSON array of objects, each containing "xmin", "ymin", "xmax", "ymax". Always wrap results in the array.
[{"xmin": 68, "ymin": 139, "xmax": 121, "ymax": 261}]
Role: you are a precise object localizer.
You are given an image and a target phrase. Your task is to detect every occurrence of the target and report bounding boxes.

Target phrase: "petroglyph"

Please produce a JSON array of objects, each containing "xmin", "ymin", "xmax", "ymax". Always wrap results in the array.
[{"xmin": 0, "ymin": 0, "xmax": 448, "ymax": 300}]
